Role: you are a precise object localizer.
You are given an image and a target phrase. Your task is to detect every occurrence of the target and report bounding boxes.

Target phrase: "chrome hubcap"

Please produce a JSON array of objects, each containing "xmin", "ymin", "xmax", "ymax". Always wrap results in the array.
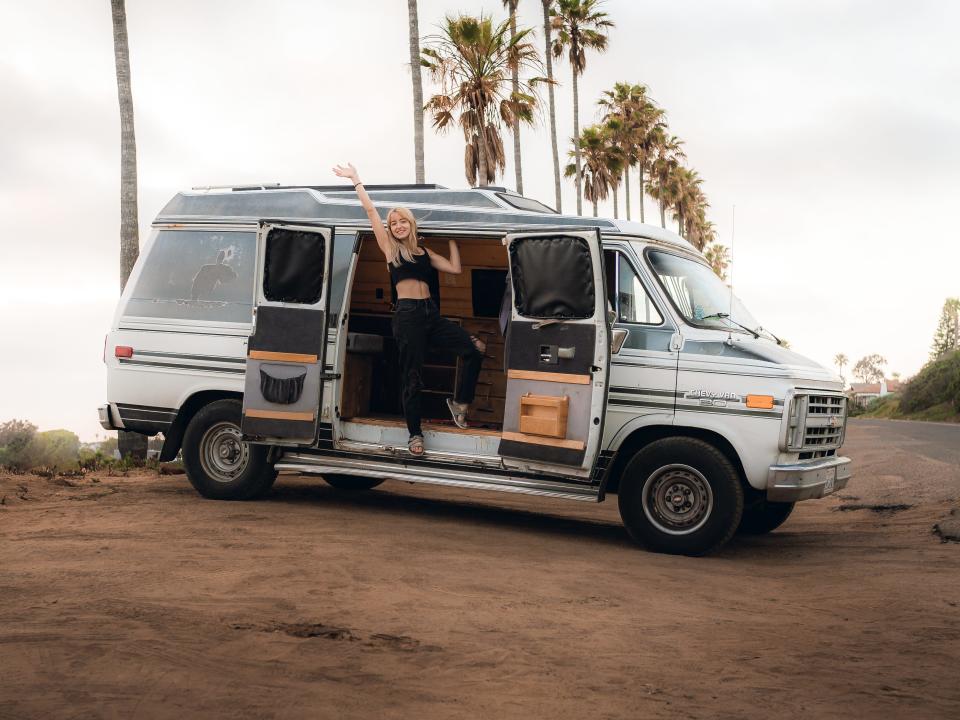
[
  {"xmin": 199, "ymin": 422, "xmax": 249, "ymax": 483},
  {"xmin": 642, "ymin": 464, "xmax": 713, "ymax": 535}
]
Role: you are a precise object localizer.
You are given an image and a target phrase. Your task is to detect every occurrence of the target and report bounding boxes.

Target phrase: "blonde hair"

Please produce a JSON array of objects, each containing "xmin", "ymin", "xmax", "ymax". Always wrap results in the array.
[{"xmin": 385, "ymin": 207, "xmax": 420, "ymax": 266}]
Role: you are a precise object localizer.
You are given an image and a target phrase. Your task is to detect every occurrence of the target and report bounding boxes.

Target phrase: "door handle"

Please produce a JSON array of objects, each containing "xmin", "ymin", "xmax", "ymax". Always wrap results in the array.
[{"xmin": 557, "ymin": 346, "xmax": 576, "ymax": 359}]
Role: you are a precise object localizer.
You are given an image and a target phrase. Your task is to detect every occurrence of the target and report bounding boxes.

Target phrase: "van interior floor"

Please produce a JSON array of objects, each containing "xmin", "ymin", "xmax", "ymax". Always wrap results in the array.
[{"xmin": 346, "ymin": 415, "xmax": 502, "ymax": 437}]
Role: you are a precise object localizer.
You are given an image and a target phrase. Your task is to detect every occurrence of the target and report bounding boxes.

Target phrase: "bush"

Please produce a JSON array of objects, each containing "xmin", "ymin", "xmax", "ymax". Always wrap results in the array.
[
  {"xmin": 899, "ymin": 350, "xmax": 960, "ymax": 414},
  {"xmin": 0, "ymin": 419, "xmax": 39, "ymax": 470}
]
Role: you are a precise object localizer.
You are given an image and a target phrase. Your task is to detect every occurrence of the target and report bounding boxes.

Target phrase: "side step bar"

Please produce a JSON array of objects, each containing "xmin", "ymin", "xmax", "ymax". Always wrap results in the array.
[{"xmin": 276, "ymin": 452, "xmax": 600, "ymax": 503}]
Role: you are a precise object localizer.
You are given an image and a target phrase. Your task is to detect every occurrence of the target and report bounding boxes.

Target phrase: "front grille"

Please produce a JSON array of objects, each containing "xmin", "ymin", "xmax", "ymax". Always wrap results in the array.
[{"xmin": 787, "ymin": 393, "xmax": 847, "ymax": 453}]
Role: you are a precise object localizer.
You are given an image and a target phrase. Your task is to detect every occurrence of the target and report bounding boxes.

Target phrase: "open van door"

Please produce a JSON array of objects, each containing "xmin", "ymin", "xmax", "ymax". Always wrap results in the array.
[
  {"xmin": 241, "ymin": 222, "xmax": 334, "ymax": 445},
  {"xmin": 499, "ymin": 229, "xmax": 610, "ymax": 478}
]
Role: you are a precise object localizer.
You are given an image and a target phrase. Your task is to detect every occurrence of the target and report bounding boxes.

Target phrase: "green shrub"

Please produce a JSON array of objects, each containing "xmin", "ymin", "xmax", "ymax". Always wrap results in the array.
[{"xmin": 899, "ymin": 350, "xmax": 960, "ymax": 414}]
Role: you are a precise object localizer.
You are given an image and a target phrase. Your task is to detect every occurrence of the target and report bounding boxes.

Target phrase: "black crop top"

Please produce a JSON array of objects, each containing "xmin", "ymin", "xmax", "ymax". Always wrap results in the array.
[{"xmin": 389, "ymin": 249, "xmax": 435, "ymax": 285}]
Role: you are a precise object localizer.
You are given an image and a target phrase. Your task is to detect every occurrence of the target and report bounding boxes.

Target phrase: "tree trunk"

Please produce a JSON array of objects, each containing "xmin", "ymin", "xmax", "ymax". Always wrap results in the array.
[
  {"xmin": 659, "ymin": 199, "xmax": 665, "ymax": 228},
  {"xmin": 477, "ymin": 124, "xmax": 490, "ymax": 187},
  {"xmin": 592, "ymin": 200, "xmax": 598, "ymax": 217},
  {"xmin": 508, "ymin": 4, "xmax": 522, "ymax": 194},
  {"xmin": 677, "ymin": 209, "xmax": 684, "ymax": 238},
  {"xmin": 111, "ymin": 0, "xmax": 146, "ymax": 462},
  {"xmin": 612, "ymin": 181, "xmax": 618, "ymax": 219},
  {"xmin": 624, "ymin": 166, "xmax": 631, "ymax": 220},
  {"xmin": 407, "ymin": 0, "xmax": 425, "ymax": 184},
  {"xmin": 639, "ymin": 163, "xmax": 645, "ymax": 223},
  {"xmin": 572, "ymin": 69, "xmax": 582, "ymax": 215},
  {"xmin": 543, "ymin": 1, "xmax": 561, "ymax": 212},
  {"xmin": 111, "ymin": 0, "xmax": 139, "ymax": 292}
]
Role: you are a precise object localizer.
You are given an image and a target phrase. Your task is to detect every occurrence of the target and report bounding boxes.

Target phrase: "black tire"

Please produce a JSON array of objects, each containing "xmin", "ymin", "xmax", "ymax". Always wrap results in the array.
[
  {"xmin": 617, "ymin": 437, "xmax": 744, "ymax": 556},
  {"xmin": 738, "ymin": 498, "xmax": 795, "ymax": 535},
  {"xmin": 181, "ymin": 399, "xmax": 277, "ymax": 500},
  {"xmin": 323, "ymin": 475, "xmax": 384, "ymax": 491}
]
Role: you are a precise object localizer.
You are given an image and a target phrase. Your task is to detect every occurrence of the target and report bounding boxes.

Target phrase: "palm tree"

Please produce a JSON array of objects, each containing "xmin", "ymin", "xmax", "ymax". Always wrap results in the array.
[
  {"xmin": 834, "ymin": 353, "xmax": 848, "ymax": 381},
  {"xmin": 635, "ymin": 111, "xmax": 666, "ymax": 223},
  {"xmin": 704, "ymin": 242, "xmax": 729, "ymax": 280},
  {"xmin": 598, "ymin": 82, "xmax": 646, "ymax": 220},
  {"xmin": 111, "ymin": 0, "xmax": 146, "ymax": 461},
  {"xmin": 541, "ymin": 0, "xmax": 562, "ymax": 211},
  {"xmin": 565, "ymin": 125, "xmax": 622, "ymax": 217},
  {"xmin": 407, "ymin": 0, "xmax": 425, "ymax": 184},
  {"xmin": 503, "ymin": 0, "xmax": 523, "ymax": 193},
  {"xmin": 111, "ymin": 0, "xmax": 138, "ymax": 291},
  {"xmin": 671, "ymin": 166, "xmax": 704, "ymax": 239},
  {"xmin": 646, "ymin": 133, "xmax": 685, "ymax": 228},
  {"xmin": 422, "ymin": 14, "xmax": 547, "ymax": 187},
  {"xmin": 551, "ymin": 0, "xmax": 614, "ymax": 215}
]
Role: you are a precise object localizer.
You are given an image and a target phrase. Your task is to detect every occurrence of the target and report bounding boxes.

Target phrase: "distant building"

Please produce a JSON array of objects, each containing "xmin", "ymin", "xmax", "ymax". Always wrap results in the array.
[{"xmin": 849, "ymin": 378, "xmax": 901, "ymax": 407}]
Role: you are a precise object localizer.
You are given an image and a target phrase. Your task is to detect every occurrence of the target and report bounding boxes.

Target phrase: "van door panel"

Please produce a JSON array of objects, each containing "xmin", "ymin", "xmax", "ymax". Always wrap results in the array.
[
  {"xmin": 499, "ymin": 228, "xmax": 609, "ymax": 477},
  {"xmin": 241, "ymin": 223, "xmax": 334, "ymax": 445}
]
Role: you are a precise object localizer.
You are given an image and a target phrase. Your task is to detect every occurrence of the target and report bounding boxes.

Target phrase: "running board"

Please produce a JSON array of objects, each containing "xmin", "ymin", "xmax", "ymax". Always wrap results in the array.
[{"xmin": 276, "ymin": 453, "xmax": 600, "ymax": 503}]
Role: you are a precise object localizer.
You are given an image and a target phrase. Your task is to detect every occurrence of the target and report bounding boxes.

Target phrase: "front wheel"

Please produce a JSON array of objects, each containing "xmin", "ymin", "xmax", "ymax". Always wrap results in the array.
[
  {"xmin": 323, "ymin": 475, "xmax": 384, "ymax": 491},
  {"xmin": 618, "ymin": 437, "xmax": 744, "ymax": 556},
  {"xmin": 182, "ymin": 399, "xmax": 277, "ymax": 500},
  {"xmin": 738, "ymin": 498, "xmax": 795, "ymax": 535}
]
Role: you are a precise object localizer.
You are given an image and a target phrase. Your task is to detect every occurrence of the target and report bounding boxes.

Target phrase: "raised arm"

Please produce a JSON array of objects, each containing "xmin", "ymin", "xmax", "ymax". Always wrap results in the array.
[
  {"xmin": 426, "ymin": 240, "xmax": 462, "ymax": 275},
  {"xmin": 332, "ymin": 163, "xmax": 393, "ymax": 261}
]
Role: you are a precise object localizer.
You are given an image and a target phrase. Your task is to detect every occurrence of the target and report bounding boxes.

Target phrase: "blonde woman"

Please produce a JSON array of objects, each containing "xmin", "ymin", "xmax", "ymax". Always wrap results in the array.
[{"xmin": 333, "ymin": 163, "xmax": 484, "ymax": 456}]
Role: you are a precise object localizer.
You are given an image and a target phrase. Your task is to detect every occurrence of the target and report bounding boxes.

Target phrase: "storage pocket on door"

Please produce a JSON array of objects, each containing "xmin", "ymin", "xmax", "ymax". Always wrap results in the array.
[{"xmin": 259, "ymin": 365, "xmax": 307, "ymax": 405}]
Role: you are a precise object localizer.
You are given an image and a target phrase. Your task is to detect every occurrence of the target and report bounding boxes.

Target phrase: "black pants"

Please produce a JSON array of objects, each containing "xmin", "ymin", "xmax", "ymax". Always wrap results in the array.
[{"xmin": 392, "ymin": 298, "xmax": 483, "ymax": 437}]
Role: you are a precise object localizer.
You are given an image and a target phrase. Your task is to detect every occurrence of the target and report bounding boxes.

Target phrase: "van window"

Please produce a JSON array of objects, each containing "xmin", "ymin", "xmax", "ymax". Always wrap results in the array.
[
  {"xmin": 510, "ymin": 236, "xmax": 595, "ymax": 319},
  {"xmin": 262, "ymin": 228, "xmax": 324, "ymax": 304},
  {"xmin": 124, "ymin": 229, "xmax": 255, "ymax": 323},
  {"xmin": 604, "ymin": 250, "xmax": 663, "ymax": 325}
]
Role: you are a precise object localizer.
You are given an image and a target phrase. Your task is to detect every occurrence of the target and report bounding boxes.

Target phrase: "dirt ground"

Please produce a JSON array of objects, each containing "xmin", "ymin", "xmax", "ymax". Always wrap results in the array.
[{"xmin": 1, "ymin": 420, "xmax": 958, "ymax": 719}]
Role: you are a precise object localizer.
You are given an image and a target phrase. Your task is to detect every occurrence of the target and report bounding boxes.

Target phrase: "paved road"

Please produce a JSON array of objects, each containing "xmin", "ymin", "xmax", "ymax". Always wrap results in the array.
[
  {"xmin": 850, "ymin": 418, "xmax": 960, "ymax": 466},
  {"xmin": 845, "ymin": 418, "xmax": 960, "ymax": 504}
]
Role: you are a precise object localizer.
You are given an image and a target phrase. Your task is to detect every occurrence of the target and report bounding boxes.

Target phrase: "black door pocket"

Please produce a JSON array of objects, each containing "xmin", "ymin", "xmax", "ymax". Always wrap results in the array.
[{"xmin": 259, "ymin": 368, "xmax": 306, "ymax": 404}]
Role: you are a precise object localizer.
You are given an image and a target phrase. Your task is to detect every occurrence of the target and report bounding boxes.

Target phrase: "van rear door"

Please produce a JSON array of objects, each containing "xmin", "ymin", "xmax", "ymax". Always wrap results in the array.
[
  {"xmin": 499, "ymin": 228, "xmax": 610, "ymax": 478},
  {"xmin": 241, "ymin": 222, "xmax": 334, "ymax": 445}
]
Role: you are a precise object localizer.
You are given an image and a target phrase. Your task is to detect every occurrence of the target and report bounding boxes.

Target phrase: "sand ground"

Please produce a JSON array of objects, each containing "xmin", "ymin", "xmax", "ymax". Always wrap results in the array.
[{"xmin": 1, "ymin": 420, "xmax": 958, "ymax": 719}]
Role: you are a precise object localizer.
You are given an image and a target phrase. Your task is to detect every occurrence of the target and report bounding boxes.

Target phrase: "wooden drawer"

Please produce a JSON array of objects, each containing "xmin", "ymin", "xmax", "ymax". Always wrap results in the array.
[{"xmin": 518, "ymin": 394, "xmax": 569, "ymax": 438}]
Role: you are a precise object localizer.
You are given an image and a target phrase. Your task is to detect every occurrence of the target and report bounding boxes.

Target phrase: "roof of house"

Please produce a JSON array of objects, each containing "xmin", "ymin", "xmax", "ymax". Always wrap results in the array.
[{"xmin": 850, "ymin": 379, "xmax": 902, "ymax": 394}]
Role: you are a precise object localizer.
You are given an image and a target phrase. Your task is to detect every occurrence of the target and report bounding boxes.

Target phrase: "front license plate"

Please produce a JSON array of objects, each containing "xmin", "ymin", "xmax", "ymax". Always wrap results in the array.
[{"xmin": 822, "ymin": 470, "xmax": 837, "ymax": 495}]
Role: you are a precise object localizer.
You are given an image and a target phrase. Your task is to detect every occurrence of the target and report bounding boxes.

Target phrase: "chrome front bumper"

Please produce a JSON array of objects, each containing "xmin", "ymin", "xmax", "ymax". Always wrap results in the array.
[
  {"xmin": 98, "ymin": 404, "xmax": 119, "ymax": 431},
  {"xmin": 767, "ymin": 455, "xmax": 851, "ymax": 502}
]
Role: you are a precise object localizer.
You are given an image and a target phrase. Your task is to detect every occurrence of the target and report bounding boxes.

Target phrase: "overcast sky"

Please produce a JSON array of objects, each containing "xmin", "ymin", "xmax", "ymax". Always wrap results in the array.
[{"xmin": 2, "ymin": 0, "xmax": 958, "ymax": 441}]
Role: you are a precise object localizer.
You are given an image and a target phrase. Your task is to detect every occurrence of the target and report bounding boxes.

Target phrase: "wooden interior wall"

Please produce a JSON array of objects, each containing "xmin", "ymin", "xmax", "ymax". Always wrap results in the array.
[{"xmin": 350, "ymin": 235, "xmax": 509, "ymax": 426}]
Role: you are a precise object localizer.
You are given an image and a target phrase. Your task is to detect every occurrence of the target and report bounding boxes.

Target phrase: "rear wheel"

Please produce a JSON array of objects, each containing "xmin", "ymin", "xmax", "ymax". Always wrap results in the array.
[
  {"xmin": 618, "ymin": 437, "xmax": 744, "ymax": 556},
  {"xmin": 323, "ymin": 475, "xmax": 384, "ymax": 491},
  {"xmin": 182, "ymin": 399, "xmax": 277, "ymax": 500},
  {"xmin": 738, "ymin": 498, "xmax": 795, "ymax": 535}
]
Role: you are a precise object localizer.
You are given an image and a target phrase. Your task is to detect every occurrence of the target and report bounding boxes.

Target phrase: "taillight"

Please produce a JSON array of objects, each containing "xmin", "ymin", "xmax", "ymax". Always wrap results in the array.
[{"xmin": 115, "ymin": 346, "xmax": 134, "ymax": 358}]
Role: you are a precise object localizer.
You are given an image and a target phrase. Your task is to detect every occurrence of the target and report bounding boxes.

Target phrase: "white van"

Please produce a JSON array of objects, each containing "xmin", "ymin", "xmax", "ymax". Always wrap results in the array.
[{"xmin": 99, "ymin": 184, "xmax": 850, "ymax": 555}]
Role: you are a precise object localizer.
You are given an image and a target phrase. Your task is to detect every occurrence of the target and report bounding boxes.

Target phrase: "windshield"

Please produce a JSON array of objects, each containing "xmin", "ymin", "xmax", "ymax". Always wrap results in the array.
[{"xmin": 647, "ymin": 250, "xmax": 762, "ymax": 333}]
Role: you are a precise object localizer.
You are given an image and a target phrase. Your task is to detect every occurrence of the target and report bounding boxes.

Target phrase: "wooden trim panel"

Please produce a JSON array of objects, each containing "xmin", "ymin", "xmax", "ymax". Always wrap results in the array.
[
  {"xmin": 506, "ymin": 369, "xmax": 591, "ymax": 385},
  {"xmin": 243, "ymin": 409, "xmax": 315, "ymax": 421},
  {"xmin": 248, "ymin": 350, "xmax": 318, "ymax": 363},
  {"xmin": 500, "ymin": 431, "xmax": 585, "ymax": 450}
]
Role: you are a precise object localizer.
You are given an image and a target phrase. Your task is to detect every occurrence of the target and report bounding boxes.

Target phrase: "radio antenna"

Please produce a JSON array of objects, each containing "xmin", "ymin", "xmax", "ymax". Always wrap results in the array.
[{"xmin": 726, "ymin": 204, "xmax": 736, "ymax": 345}]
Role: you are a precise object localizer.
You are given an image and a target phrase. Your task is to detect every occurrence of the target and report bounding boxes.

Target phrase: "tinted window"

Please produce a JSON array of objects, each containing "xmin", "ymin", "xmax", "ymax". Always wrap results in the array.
[
  {"xmin": 263, "ymin": 228, "xmax": 324, "ymax": 304},
  {"xmin": 124, "ymin": 230, "xmax": 255, "ymax": 323},
  {"xmin": 510, "ymin": 235, "xmax": 595, "ymax": 319}
]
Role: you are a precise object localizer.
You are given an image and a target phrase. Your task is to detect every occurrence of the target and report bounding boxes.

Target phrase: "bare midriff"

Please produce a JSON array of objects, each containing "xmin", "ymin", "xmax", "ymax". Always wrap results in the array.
[{"xmin": 396, "ymin": 278, "xmax": 431, "ymax": 300}]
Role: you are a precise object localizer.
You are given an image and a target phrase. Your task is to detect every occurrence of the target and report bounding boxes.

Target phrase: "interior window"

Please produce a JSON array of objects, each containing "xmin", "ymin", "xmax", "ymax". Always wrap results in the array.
[
  {"xmin": 123, "ymin": 229, "xmax": 255, "ymax": 323},
  {"xmin": 263, "ymin": 228, "xmax": 325, "ymax": 304},
  {"xmin": 604, "ymin": 249, "xmax": 662, "ymax": 325}
]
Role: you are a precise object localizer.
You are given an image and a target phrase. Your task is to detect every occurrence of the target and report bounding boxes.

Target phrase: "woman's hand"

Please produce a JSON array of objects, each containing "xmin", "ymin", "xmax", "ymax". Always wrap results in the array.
[
  {"xmin": 333, "ymin": 163, "xmax": 359, "ymax": 184},
  {"xmin": 427, "ymin": 240, "xmax": 462, "ymax": 275}
]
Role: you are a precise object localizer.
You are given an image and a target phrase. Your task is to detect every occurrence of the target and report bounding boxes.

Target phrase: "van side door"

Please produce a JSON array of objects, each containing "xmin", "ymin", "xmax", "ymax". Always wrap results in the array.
[
  {"xmin": 499, "ymin": 228, "xmax": 610, "ymax": 479},
  {"xmin": 241, "ymin": 222, "xmax": 335, "ymax": 445}
]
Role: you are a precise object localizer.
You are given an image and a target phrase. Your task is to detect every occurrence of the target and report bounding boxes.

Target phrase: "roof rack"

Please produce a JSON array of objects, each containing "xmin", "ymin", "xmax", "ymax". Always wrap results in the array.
[
  {"xmin": 248, "ymin": 183, "xmax": 449, "ymax": 193},
  {"xmin": 192, "ymin": 183, "xmax": 282, "ymax": 191}
]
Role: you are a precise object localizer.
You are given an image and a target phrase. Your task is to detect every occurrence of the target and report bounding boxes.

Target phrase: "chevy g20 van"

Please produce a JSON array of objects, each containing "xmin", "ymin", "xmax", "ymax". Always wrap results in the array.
[{"xmin": 99, "ymin": 184, "xmax": 851, "ymax": 555}]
